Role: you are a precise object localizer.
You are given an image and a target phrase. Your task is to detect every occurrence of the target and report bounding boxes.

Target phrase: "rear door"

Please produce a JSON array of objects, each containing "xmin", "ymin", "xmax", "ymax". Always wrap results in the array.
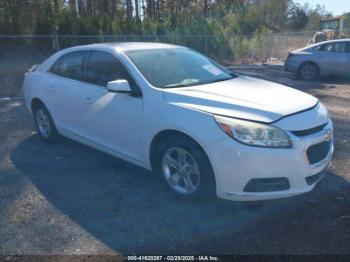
[
  {"xmin": 345, "ymin": 41, "xmax": 350, "ymax": 75},
  {"xmin": 316, "ymin": 42, "xmax": 349, "ymax": 75},
  {"xmin": 47, "ymin": 51, "xmax": 89, "ymax": 136}
]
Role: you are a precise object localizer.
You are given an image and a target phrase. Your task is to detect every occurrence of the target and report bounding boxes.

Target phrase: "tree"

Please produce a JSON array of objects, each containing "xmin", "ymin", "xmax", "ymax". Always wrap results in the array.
[
  {"xmin": 0, "ymin": 0, "xmax": 343, "ymax": 37},
  {"xmin": 135, "ymin": 0, "xmax": 140, "ymax": 21},
  {"xmin": 287, "ymin": 3, "xmax": 308, "ymax": 30},
  {"xmin": 255, "ymin": 0, "xmax": 290, "ymax": 32},
  {"xmin": 126, "ymin": 0, "xmax": 133, "ymax": 20},
  {"xmin": 303, "ymin": 4, "xmax": 332, "ymax": 31}
]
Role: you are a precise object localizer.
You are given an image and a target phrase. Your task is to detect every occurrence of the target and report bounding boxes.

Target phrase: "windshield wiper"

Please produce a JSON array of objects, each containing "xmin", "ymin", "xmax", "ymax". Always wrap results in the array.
[
  {"xmin": 164, "ymin": 76, "xmax": 235, "ymax": 89},
  {"xmin": 204, "ymin": 76, "xmax": 235, "ymax": 85},
  {"xmin": 164, "ymin": 83, "xmax": 199, "ymax": 88}
]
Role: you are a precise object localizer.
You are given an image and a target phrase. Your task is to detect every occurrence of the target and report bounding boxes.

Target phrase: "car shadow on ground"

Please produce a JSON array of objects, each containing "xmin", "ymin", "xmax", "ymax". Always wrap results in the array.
[
  {"xmin": 318, "ymin": 76, "xmax": 350, "ymax": 85},
  {"xmin": 297, "ymin": 76, "xmax": 350, "ymax": 90},
  {"xmin": 10, "ymin": 134, "xmax": 350, "ymax": 254}
]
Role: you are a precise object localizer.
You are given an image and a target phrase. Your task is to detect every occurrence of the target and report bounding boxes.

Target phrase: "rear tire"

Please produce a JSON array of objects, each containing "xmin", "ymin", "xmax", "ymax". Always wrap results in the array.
[
  {"xmin": 33, "ymin": 104, "xmax": 59, "ymax": 143},
  {"xmin": 154, "ymin": 137, "xmax": 216, "ymax": 200},
  {"xmin": 299, "ymin": 62, "xmax": 319, "ymax": 80}
]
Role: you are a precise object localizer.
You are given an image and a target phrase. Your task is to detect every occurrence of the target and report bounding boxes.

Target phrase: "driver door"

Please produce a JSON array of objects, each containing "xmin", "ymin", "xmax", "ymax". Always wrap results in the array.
[{"xmin": 80, "ymin": 50, "xmax": 143, "ymax": 161}]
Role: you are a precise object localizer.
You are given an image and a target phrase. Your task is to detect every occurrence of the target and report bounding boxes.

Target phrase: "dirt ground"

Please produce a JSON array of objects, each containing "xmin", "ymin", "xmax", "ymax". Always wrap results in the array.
[{"xmin": 0, "ymin": 65, "xmax": 349, "ymax": 255}]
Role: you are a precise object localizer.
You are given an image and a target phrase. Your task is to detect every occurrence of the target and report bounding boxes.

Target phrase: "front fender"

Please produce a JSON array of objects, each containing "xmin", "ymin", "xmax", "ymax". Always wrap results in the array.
[{"xmin": 142, "ymin": 102, "xmax": 227, "ymax": 169}]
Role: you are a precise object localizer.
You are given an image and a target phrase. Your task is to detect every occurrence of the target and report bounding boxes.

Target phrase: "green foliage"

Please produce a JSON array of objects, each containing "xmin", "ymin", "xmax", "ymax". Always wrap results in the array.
[
  {"xmin": 302, "ymin": 4, "xmax": 332, "ymax": 31},
  {"xmin": 287, "ymin": 3, "xmax": 309, "ymax": 30},
  {"xmin": 0, "ymin": 0, "xmax": 337, "ymax": 37},
  {"xmin": 142, "ymin": 18, "xmax": 166, "ymax": 35},
  {"xmin": 57, "ymin": 10, "xmax": 79, "ymax": 35},
  {"xmin": 0, "ymin": 0, "xmax": 346, "ymax": 61},
  {"xmin": 33, "ymin": 1, "xmax": 55, "ymax": 50}
]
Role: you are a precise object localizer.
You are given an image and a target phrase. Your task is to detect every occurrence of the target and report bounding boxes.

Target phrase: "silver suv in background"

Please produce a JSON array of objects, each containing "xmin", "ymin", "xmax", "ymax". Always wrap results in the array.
[{"xmin": 284, "ymin": 39, "xmax": 350, "ymax": 80}]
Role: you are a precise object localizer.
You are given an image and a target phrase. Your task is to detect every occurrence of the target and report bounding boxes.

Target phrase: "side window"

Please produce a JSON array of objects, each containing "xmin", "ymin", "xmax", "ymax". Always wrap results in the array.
[
  {"xmin": 313, "ymin": 45, "xmax": 322, "ymax": 51},
  {"xmin": 320, "ymin": 43, "xmax": 347, "ymax": 52},
  {"xmin": 59, "ymin": 52, "xmax": 86, "ymax": 80},
  {"xmin": 333, "ymin": 42, "xmax": 347, "ymax": 52},
  {"xmin": 347, "ymin": 42, "xmax": 350, "ymax": 53},
  {"xmin": 49, "ymin": 51, "xmax": 86, "ymax": 81},
  {"xmin": 49, "ymin": 59, "xmax": 61, "ymax": 75},
  {"xmin": 86, "ymin": 51, "xmax": 135, "ymax": 87},
  {"xmin": 321, "ymin": 43, "xmax": 333, "ymax": 52}
]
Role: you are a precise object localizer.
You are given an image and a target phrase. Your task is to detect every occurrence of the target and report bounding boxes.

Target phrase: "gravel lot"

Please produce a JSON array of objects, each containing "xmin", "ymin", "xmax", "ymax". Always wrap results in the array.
[{"xmin": 0, "ymin": 65, "xmax": 349, "ymax": 255}]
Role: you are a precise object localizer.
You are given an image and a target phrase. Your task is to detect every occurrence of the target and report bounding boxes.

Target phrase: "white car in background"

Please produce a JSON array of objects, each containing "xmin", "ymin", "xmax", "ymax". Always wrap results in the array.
[
  {"xmin": 23, "ymin": 43, "xmax": 334, "ymax": 201},
  {"xmin": 285, "ymin": 39, "xmax": 350, "ymax": 80}
]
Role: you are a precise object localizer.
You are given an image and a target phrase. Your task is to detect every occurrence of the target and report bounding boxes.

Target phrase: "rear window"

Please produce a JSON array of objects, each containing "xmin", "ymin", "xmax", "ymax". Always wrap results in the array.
[{"xmin": 49, "ymin": 51, "xmax": 87, "ymax": 81}]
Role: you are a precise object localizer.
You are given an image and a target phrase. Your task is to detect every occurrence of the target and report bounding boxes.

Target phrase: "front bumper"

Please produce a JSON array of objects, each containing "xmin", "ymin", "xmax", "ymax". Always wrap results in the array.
[
  {"xmin": 206, "ymin": 121, "xmax": 334, "ymax": 201},
  {"xmin": 284, "ymin": 60, "xmax": 299, "ymax": 74}
]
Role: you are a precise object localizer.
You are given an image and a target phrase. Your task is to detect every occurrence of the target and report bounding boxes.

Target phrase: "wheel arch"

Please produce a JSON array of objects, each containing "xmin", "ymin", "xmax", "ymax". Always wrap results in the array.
[
  {"xmin": 149, "ymin": 129, "xmax": 212, "ymax": 172},
  {"xmin": 31, "ymin": 97, "xmax": 46, "ymax": 112},
  {"xmin": 31, "ymin": 98, "xmax": 58, "ymax": 131},
  {"xmin": 298, "ymin": 61, "xmax": 320, "ymax": 73},
  {"xmin": 149, "ymin": 129, "xmax": 217, "ymax": 193}
]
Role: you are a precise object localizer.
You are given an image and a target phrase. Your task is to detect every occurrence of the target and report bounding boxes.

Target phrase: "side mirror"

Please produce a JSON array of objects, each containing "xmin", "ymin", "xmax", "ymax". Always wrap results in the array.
[{"xmin": 107, "ymin": 79, "xmax": 132, "ymax": 94}]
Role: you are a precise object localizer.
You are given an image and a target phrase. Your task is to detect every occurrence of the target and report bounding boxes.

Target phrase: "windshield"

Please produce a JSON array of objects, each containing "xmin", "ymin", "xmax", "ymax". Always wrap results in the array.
[{"xmin": 125, "ymin": 48, "xmax": 235, "ymax": 88}]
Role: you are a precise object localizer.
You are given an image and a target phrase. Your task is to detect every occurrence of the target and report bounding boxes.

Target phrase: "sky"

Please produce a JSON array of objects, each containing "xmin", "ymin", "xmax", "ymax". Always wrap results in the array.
[{"xmin": 294, "ymin": 0, "xmax": 350, "ymax": 15}]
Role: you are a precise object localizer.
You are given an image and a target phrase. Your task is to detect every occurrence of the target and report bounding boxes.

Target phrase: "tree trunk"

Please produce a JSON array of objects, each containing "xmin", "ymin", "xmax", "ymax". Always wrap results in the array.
[
  {"xmin": 68, "ymin": 0, "xmax": 77, "ymax": 13},
  {"xmin": 85, "ymin": 0, "xmax": 92, "ymax": 16},
  {"xmin": 126, "ymin": 0, "xmax": 133, "ymax": 20},
  {"xmin": 204, "ymin": 0, "xmax": 208, "ymax": 17},
  {"xmin": 53, "ymin": 0, "xmax": 59, "ymax": 16},
  {"xmin": 135, "ymin": 0, "xmax": 140, "ymax": 20}
]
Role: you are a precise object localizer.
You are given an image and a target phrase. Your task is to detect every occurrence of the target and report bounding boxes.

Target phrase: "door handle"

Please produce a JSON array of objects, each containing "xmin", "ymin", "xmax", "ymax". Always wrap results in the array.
[
  {"xmin": 85, "ymin": 96, "xmax": 92, "ymax": 104},
  {"xmin": 47, "ymin": 86, "xmax": 54, "ymax": 92}
]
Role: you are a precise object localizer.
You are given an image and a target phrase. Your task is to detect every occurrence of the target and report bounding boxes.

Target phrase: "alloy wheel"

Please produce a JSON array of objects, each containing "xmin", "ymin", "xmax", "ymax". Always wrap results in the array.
[
  {"xmin": 36, "ymin": 109, "xmax": 51, "ymax": 138},
  {"xmin": 161, "ymin": 147, "xmax": 201, "ymax": 195},
  {"xmin": 300, "ymin": 63, "xmax": 317, "ymax": 80}
]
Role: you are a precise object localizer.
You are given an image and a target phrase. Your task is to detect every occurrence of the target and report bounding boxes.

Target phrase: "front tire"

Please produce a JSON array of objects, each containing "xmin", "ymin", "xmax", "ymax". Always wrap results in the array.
[
  {"xmin": 33, "ymin": 105, "xmax": 59, "ymax": 143},
  {"xmin": 155, "ymin": 137, "xmax": 215, "ymax": 200},
  {"xmin": 299, "ymin": 62, "xmax": 319, "ymax": 80}
]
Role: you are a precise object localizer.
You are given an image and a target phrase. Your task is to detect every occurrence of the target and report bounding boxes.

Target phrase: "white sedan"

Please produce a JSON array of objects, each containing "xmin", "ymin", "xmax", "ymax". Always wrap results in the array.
[{"xmin": 23, "ymin": 43, "xmax": 334, "ymax": 201}]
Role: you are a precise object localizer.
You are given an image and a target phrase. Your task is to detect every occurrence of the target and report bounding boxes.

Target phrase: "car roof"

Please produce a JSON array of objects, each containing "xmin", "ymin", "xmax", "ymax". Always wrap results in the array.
[
  {"xmin": 296, "ymin": 39, "xmax": 350, "ymax": 52},
  {"xmin": 61, "ymin": 42, "xmax": 183, "ymax": 54},
  {"xmin": 312, "ymin": 38, "xmax": 350, "ymax": 46}
]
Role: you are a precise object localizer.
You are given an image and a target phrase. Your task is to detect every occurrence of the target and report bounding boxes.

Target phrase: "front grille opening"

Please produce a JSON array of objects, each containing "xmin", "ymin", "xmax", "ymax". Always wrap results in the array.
[
  {"xmin": 306, "ymin": 141, "xmax": 331, "ymax": 165},
  {"xmin": 291, "ymin": 123, "xmax": 328, "ymax": 137}
]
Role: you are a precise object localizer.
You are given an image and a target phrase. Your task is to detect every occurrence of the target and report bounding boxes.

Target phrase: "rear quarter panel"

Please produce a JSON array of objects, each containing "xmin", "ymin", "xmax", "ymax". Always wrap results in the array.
[{"xmin": 23, "ymin": 71, "xmax": 53, "ymax": 115}]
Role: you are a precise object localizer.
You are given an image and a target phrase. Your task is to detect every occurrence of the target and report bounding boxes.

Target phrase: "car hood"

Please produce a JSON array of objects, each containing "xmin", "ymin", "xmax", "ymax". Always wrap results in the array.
[{"xmin": 163, "ymin": 76, "xmax": 318, "ymax": 123}]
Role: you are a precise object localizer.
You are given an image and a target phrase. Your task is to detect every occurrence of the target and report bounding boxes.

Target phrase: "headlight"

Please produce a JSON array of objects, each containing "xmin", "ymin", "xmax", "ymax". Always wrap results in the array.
[{"xmin": 214, "ymin": 115, "xmax": 292, "ymax": 148}]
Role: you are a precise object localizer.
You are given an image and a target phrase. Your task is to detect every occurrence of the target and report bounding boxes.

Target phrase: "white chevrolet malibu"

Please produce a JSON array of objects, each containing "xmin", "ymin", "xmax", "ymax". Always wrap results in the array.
[{"xmin": 23, "ymin": 43, "xmax": 334, "ymax": 201}]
